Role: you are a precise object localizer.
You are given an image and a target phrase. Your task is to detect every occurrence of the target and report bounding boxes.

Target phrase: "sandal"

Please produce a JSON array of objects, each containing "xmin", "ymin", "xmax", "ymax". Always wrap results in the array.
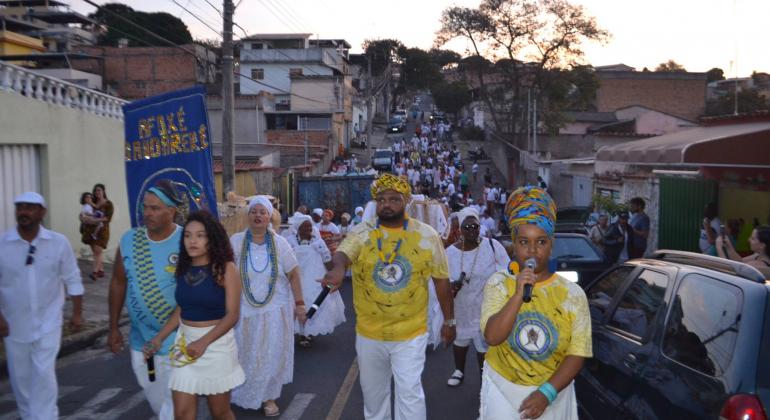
[
  {"xmin": 447, "ymin": 369, "xmax": 464, "ymax": 387},
  {"xmin": 88, "ymin": 272, "xmax": 98, "ymax": 281},
  {"xmin": 263, "ymin": 400, "xmax": 280, "ymax": 417},
  {"xmin": 96, "ymin": 270, "xmax": 105, "ymax": 278},
  {"xmin": 298, "ymin": 336, "xmax": 312, "ymax": 348}
]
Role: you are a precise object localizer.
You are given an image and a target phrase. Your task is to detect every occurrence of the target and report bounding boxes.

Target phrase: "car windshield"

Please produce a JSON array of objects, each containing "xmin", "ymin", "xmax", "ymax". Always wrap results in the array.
[
  {"xmin": 557, "ymin": 208, "xmax": 590, "ymax": 222},
  {"xmin": 374, "ymin": 151, "xmax": 391, "ymax": 158},
  {"xmin": 389, "ymin": 118, "xmax": 401, "ymax": 124},
  {"xmin": 552, "ymin": 236, "xmax": 602, "ymax": 262}
]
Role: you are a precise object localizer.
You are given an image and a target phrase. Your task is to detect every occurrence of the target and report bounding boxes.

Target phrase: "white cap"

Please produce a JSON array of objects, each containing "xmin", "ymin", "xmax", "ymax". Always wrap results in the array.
[
  {"xmin": 14, "ymin": 191, "xmax": 46, "ymax": 208},
  {"xmin": 355, "ymin": 206, "xmax": 364, "ymax": 215},
  {"xmin": 312, "ymin": 208, "xmax": 323, "ymax": 217}
]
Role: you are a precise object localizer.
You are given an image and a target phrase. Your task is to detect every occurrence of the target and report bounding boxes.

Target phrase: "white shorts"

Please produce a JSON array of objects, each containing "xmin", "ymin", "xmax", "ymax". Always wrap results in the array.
[{"xmin": 454, "ymin": 330, "xmax": 489, "ymax": 353}]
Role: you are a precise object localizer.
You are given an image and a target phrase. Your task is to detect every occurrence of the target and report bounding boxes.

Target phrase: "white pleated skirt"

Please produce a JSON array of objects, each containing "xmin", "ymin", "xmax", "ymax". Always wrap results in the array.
[{"xmin": 168, "ymin": 323, "xmax": 245, "ymax": 395}]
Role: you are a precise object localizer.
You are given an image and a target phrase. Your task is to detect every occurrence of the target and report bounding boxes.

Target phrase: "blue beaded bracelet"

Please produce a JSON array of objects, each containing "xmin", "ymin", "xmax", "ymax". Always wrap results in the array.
[{"xmin": 538, "ymin": 382, "xmax": 558, "ymax": 404}]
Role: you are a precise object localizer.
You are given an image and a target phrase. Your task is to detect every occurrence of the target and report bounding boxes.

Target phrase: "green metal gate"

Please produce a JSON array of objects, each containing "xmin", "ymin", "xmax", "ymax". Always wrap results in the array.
[{"xmin": 658, "ymin": 176, "xmax": 717, "ymax": 252}]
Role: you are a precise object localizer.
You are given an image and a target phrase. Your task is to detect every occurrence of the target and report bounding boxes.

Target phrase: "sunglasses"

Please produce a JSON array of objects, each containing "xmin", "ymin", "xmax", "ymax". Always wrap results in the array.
[
  {"xmin": 462, "ymin": 223, "xmax": 480, "ymax": 230},
  {"xmin": 25, "ymin": 244, "xmax": 36, "ymax": 265}
]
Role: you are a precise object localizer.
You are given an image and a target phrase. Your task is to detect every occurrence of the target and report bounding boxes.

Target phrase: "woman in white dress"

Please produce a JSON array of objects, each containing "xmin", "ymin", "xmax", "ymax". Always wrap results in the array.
[
  {"xmin": 446, "ymin": 207, "xmax": 510, "ymax": 387},
  {"xmin": 286, "ymin": 214, "xmax": 346, "ymax": 347},
  {"xmin": 230, "ymin": 196, "xmax": 307, "ymax": 417}
]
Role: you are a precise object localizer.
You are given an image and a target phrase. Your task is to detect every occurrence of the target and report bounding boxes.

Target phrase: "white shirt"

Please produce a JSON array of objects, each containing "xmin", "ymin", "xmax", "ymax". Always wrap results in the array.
[
  {"xmin": 0, "ymin": 226, "xmax": 83, "ymax": 343},
  {"xmin": 481, "ymin": 216, "xmax": 497, "ymax": 236},
  {"xmin": 472, "ymin": 163, "xmax": 479, "ymax": 174}
]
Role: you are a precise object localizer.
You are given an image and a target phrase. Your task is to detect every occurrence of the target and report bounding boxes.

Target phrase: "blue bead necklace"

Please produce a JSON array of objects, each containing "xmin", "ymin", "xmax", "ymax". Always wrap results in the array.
[{"xmin": 239, "ymin": 229, "xmax": 279, "ymax": 307}]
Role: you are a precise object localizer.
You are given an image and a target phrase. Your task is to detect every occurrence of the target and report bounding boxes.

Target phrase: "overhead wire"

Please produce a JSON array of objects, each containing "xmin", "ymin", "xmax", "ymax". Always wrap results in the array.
[
  {"xmin": 199, "ymin": 0, "xmax": 224, "ymax": 17},
  {"xmin": 80, "ymin": 0, "xmax": 337, "ymax": 106},
  {"xmin": 263, "ymin": 0, "xmax": 309, "ymax": 34},
  {"xmin": 168, "ymin": 0, "xmax": 223, "ymax": 38}
]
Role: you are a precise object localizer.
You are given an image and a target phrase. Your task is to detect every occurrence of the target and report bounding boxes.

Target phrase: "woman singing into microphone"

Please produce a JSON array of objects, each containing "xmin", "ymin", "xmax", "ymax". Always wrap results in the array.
[{"xmin": 479, "ymin": 187, "xmax": 591, "ymax": 420}]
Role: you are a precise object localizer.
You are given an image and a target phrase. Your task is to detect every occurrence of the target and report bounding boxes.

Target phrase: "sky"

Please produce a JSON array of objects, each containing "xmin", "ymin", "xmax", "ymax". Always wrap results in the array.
[{"xmin": 70, "ymin": 0, "xmax": 770, "ymax": 77}]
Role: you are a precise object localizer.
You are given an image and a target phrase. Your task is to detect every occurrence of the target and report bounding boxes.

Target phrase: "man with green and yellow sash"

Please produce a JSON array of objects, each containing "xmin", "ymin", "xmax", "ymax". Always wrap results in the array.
[
  {"xmin": 324, "ymin": 173, "xmax": 455, "ymax": 420},
  {"xmin": 108, "ymin": 180, "xmax": 183, "ymax": 420}
]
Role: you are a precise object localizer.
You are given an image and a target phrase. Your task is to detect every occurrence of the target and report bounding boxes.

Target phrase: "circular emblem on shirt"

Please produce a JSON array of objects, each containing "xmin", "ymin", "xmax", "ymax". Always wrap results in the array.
[
  {"xmin": 372, "ymin": 255, "xmax": 412, "ymax": 293},
  {"xmin": 168, "ymin": 253, "xmax": 179, "ymax": 265},
  {"xmin": 508, "ymin": 311, "xmax": 559, "ymax": 361}
]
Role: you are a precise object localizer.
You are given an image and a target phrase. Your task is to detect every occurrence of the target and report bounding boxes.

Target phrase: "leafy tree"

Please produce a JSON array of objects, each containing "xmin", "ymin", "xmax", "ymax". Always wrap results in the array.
[
  {"xmin": 432, "ymin": 81, "xmax": 473, "ymax": 116},
  {"xmin": 362, "ymin": 39, "xmax": 405, "ymax": 76},
  {"xmin": 705, "ymin": 88, "xmax": 769, "ymax": 116},
  {"xmin": 706, "ymin": 67, "xmax": 725, "ymax": 82},
  {"xmin": 429, "ymin": 48, "xmax": 462, "ymax": 69},
  {"xmin": 434, "ymin": 0, "xmax": 608, "ymax": 139},
  {"xmin": 655, "ymin": 59, "xmax": 687, "ymax": 73},
  {"xmin": 399, "ymin": 48, "xmax": 443, "ymax": 92},
  {"xmin": 89, "ymin": 3, "xmax": 193, "ymax": 46}
]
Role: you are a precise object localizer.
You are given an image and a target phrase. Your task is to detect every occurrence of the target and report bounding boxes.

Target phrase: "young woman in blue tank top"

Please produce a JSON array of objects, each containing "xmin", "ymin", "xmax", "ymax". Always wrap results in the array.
[{"xmin": 143, "ymin": 211, "xmax": 244, "ymax": 420}]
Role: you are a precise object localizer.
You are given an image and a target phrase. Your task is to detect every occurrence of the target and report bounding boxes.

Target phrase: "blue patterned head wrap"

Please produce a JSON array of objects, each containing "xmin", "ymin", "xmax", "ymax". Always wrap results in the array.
[{"xmin": 505, "ymin": 186, "xmax": 557, "ymax": 238}]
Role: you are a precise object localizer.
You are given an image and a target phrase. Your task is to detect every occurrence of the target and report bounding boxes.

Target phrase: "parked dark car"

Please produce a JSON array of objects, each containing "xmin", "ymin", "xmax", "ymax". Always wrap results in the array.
[
  {"xmin": 555, "ymin": 222, "xmax": 591, "ymax": 236},
  {"xmin": 576, "ymin": 250, "xmax": 770, "ymax": 420},
  {"xmin": 387, "ymin": 117, "xmax": 405, "ymax": 133},
  {"xmin": 495, "ymin": 233, "xmax": 611, "ymax": 286}
]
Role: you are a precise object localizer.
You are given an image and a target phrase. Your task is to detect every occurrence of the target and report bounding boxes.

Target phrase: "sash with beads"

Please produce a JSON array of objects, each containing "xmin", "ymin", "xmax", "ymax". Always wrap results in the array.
[{"xmin": 132, "ymin": 227, "xmax": 175, "ymax": 324}]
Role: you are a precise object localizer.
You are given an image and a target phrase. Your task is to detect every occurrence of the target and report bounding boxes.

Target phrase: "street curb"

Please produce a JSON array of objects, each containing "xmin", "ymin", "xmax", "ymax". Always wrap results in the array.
[{"xmin": 0, "ymin": 317, "xmax": 130, "ymax": 379}]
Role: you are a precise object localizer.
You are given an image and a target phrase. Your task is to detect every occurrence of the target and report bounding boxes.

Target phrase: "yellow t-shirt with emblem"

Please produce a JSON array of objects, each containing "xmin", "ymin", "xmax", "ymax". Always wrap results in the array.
[
  {"xmin": 480, "ymin": 271, "xmax": 592, "ymax": 386},
  {"xmin": 337, "ymin": 218, "xmax": 450, "ymax": 341}
]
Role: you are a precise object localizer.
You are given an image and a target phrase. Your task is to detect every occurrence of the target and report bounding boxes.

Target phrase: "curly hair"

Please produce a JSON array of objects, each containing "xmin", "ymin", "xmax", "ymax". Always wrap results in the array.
[{"xmin": 175, "ymin": 210, "xmax": 234, "ymax": 286}]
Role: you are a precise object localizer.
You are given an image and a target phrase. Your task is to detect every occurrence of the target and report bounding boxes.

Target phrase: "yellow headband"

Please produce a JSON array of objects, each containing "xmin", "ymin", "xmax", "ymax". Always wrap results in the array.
[{"xmin": 370, "ymin": 173, "xmax": 412, "ymax": 200}]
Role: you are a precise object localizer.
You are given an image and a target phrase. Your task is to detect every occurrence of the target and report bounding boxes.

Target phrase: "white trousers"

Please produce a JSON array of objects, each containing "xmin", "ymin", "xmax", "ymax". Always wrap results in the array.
[
  {"xmin": 355, "ymin": 333, "xmax": 428, "ymax": 420},
  {"xmin": 130, "ymin": 349, "xmax": 174, "ymax": 420},
  {"xmin": 479, "ymin": 362, "xmax": 578, "ymax": 420},
  {"xmin": 4, "ymin": 332, "xmax": 61, "ymax": 420}
]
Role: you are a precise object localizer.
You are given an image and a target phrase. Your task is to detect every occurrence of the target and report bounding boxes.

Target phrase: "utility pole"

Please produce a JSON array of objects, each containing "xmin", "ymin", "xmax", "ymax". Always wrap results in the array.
[
  {"xmin": 366, "ymin": 53, "xmax": 372, "ymax": 139},
  {"xmin": 384, "ymin": 64, "xmax": 390, "ymax": 122},
  {"xmin": 221, "ymin": 0, "xmax": 235, "ymax": 201},
  {"xmin": 303, "ymin": 116, "xmax": 308, "ymax": 166}
]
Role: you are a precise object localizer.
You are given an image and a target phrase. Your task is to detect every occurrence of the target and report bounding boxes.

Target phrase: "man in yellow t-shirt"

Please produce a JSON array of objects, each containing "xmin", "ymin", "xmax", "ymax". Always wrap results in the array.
[{"xmin": 324, "ymin": 173, "xmax": 455, "ymax": 420}]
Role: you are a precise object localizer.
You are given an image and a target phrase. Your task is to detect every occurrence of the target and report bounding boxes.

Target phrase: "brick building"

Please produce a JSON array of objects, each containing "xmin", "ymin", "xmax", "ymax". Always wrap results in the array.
[
  {"xmin": 596, "ymin": 68, "xmax": 708, "ymax": 121},
  {"xmin": 71, "ymin": 44, "xmax": 216, "ymax": 100}
]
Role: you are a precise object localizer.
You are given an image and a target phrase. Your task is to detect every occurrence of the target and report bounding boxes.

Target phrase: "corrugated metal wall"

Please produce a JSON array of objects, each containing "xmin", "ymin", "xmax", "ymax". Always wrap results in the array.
[
  {"xmin": 296, "ymin": 175, "xmax": 375, "ymax": 222},
  {"xmin": 1, "ymin": 145, "xmax": 41, "ymax": 231},
  {"xmin": 658, "ymin": 176, "xmax": 717, "ymax": 252}
]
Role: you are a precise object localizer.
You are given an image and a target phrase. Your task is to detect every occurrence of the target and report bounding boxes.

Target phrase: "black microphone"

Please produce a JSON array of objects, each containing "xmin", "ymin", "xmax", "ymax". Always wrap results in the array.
[
  {"xmin": 306, "ymin": 284, "xmax": 333, "ymax": 319},
  {"xmin": 146, "ymin": 355, "xmax": 156, "ymax": 382},
  {"xmin": 522, "ymin": 258, "xmax": 536, "ymax": 303}
]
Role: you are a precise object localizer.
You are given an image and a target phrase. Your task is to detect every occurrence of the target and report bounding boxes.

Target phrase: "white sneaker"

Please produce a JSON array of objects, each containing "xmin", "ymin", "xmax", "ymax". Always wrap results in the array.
[{"xmin": 447, "ymin": 369, "xmax": 464, "ymax": 387}]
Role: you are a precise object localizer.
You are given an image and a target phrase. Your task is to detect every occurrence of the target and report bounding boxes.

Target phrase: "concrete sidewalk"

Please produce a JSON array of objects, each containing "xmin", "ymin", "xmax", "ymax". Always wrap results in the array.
[{"xmin": 0, "ymin": 259, "xmax": 128, "ymax": 377}]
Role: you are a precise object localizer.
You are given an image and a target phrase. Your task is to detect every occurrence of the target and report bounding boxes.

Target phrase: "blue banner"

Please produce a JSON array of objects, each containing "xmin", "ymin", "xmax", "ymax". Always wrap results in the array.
[{"xmin": 123, "ymin": 85, "xmax": 217, "ymax": 227}]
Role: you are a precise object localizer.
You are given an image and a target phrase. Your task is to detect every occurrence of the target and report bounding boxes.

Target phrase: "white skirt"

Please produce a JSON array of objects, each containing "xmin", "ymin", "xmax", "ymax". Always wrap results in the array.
[
  {"xmin": 168, "ymin": 323, "xmax": 245, "ymax": 395},
  {"xmin": 479, "ymin": 362, "xmax": 578, "ymax": 420},
  {"xmin": 293, "ymin": 245, "xmax": 346, "ymax": 336}
]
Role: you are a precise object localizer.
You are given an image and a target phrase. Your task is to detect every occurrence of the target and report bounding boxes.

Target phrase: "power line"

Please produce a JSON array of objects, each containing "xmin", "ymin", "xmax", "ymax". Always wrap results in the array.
[
  {"xmin": 200, "ymin": 0, "xmax": 223, "ymax": 17},
  {"xmin": 81, "ymin": 0, "xmax": 337, "ymax": 106},
  {"xmin": 168, "ymin": 0, "xmax": 222, "ymax": 38},
  {"xmin": 256, "ymin": 0, "xmax": 303, "ymax": 33},
  {"xmin": 263, "ymin": 0, "xmax": 309, "ymax": 34},
  {"xmin": 81, "ymin": 0, "xmax": 200, "ymax": 57}
]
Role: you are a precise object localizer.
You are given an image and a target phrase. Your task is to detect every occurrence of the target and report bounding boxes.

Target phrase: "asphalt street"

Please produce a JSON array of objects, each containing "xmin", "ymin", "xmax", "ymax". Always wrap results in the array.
[{"xmin": 0, "ymin": 282, "xmax": 483, "ymax": 419}]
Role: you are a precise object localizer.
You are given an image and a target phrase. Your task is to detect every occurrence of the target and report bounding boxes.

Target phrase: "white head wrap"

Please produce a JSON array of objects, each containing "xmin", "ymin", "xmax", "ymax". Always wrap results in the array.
[
  {"xmin": 312, "ymin": 208, "xmax": 323, "ymax": 217},
  {"xmin": 248, "ymin": 195, "xmax": 273, "ymax": 217},
  {"xmin": 289, "ymin": 214, "xmax": 313, "ymax": 234},
  {"xmin": 458, "ymin": 206, "xmax": 480, "ymax": 225},
  {"xmin": 355, "ymin": 206, "xmax": 364, "ymax": 215}
]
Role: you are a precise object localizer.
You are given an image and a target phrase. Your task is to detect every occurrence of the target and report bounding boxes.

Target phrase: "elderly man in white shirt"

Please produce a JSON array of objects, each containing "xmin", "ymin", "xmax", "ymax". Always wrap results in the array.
[{"xmin": 0, "ymin": 192, "xmax": 83, "ymax": 420}]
